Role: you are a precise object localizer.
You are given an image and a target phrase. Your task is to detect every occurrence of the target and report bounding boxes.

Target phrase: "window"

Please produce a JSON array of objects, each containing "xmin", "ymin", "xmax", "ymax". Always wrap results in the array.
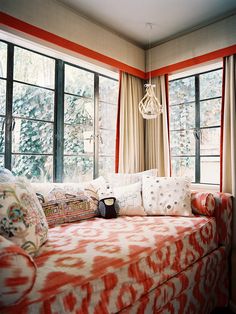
[
  {"xmin": 169, "ymin": 67, "xmax": 222, "ymax": 185},
  {"xmin": 0, "ymin": 40, "xmax": 118, "ymax": 182}
]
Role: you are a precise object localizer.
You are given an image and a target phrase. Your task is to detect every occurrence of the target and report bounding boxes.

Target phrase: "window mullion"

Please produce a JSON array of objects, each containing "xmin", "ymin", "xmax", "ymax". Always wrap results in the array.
[
  {"xmin": 54, "ymin": 59, "xmax": 64, "ymax": 182},
  {"xmin": 5, "ymin": 43, "xmax": 14, "ymax": 170},
  {"xmin": 94, "ymin": 73, "xmax": 99, "ymax": 179},
  {"xmin": 195, "ymin": 75, "xmax": 200, "ymax": 183}
]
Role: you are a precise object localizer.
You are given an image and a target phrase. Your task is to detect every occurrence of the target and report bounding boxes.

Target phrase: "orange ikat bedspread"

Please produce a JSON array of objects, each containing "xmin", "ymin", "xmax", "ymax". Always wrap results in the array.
[{"xmin": 4, "ymin": 214, "xmax": 222, "ymax": 314}]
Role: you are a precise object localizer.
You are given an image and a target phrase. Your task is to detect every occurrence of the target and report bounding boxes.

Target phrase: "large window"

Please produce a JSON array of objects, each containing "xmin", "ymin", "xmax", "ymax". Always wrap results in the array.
[
  {"xmin": 0, "ymin": 40, "xmax": 118, "ymax": 182},
  {"xmin": 169, "ymin": 67, "xmax": 222, "ymax": 185}
]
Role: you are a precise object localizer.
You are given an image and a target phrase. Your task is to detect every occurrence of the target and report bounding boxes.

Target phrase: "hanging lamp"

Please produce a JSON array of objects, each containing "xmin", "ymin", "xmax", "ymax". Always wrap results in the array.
[{"xmin": 139, "ymin": 23, "xmax": 163, "ymax": 119}]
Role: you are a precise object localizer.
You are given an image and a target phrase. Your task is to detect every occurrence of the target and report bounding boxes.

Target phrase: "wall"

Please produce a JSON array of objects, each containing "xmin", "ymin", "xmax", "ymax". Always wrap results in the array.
[
  {"xmin": 0, "ymin": 0, "xmax": 145, "ymax": 74},
  {"xmin": 148, "ymin": 13, "xmax": 236, "ymax": 73}
]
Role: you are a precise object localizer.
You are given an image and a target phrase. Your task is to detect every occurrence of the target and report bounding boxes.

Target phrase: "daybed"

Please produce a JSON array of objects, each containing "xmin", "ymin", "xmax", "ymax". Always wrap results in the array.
[{"xmin": 0, "ymin": 178, "xmax": 233, "ymax": 314}]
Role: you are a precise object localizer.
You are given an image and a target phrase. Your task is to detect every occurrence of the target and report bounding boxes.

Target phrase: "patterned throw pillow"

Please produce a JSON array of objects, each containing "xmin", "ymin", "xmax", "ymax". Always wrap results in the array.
[
  {"xmin": 84, "ymin": 176, "xmax": 112, "ymax": 211},
  {"xmin": 191, "ymin": 192, "xmax": 215, "ymax": 216},
  {"xmin": 41, "ymin": 197, "xmax": 96, "ymax": 227},
  {"xmin": 113, "ymin": 182, "xmax": 146, "ymax": 216},
  {"xmin": 142, "ymin": 176, "xmax": 193, "ymax": 216},
  {"xmin": 0, "ymin": 235, "xmax": 37, "ymax": 307},
  {"xmin": 0, "ymin": 178, "xmax": 48, "ymax": 256},
  {"xmin": 106, "ymin": 169, "xmax": 158, "ymax": 188}
]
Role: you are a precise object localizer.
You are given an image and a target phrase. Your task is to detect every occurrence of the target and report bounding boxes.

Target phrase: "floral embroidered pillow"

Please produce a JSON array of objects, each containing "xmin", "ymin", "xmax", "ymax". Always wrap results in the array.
[{"xmin": 0, "ymin": 178, "xmax": 48, "ymax": 256}]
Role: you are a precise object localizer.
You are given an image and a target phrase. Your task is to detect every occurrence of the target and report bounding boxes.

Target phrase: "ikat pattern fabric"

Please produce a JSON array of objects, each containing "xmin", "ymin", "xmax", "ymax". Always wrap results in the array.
[
  {"xmin": 0, "ymin": 235, "xmax": 37, "ymax": 307},
  {"xmin": 1, "ymin": 192, "xmax": 232, "ymax": 314},
  {"xmin": 142, "ymin": 176, "xmax": 192, "ymax": 216},
  {"xmin": 121, "ymin": 247, "xmax": 228, "ymax": 314},
  {"xmin": 0, "ymin": 178, "xmax": 48, "ymax": 256},
  {"xmin": 191, "ymin": 192, "xmax": 215, "ymax": 216},
  {"xmin": 3, "ymin": 215, "xmax": 218, "ymax": 313}
]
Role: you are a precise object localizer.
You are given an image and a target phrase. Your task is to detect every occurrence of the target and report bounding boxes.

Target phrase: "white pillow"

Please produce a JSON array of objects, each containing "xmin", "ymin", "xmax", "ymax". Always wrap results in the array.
[
  {"xmin": 142, "ymin": 176, "xmax": 192, "ymax": 216},
  {"xmin": 106, "ymin": 169, "xmax": 157, "ymax": 188},
  {"xmin": 113, "ymin": 182, "xmax": 146, "ymax": 216}
]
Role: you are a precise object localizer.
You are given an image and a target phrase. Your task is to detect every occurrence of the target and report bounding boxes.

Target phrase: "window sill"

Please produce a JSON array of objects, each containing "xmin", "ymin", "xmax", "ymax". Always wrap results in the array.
[{"xmin": 191, "ymin": 183, "xmax": 220, "ymax": 192}]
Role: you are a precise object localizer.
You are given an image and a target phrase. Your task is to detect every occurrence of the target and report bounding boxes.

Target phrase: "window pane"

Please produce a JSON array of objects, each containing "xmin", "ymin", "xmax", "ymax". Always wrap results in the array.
[
  {"xmin": 169, "ymin": 103, "xmax": 195, "ymax": 130},
  {"xmin": 64, "ymin": 125, "xmax": 93, "ymax": 155},
  {"xmin": 200, "ymin": 98, "xmax": 221, "ymax": 127},
  {"xmin": 64, "ymin": 95, "xmax": 93, "ymax": 126},
  {"xmin": 200, "ymin": 128, "xmax": 220, "ymax": 155},
  {"xmin": 170, "ymin": 130, "xmax": 195, "ymax": 155},
  {"xmin": 12, "ymin": 119, "xmax": 53, "ymax": 154},
  {"xmin": 99, "ymin": 102, "xmax": 117, "ymax": 130},
  {"xmin": 13, "ymin": 82, "xmax": 54, "ymax": 121},
  {"xmin": 200, "ymin": 69, "xmax": 222, "ymax": 100},
  {"xmin": 0, "ymin": 155, "xmax": 4, "ymax": 167},
  {"xmin": 0, "ymin": 79, "xmax": 6, "ymax": 115},
  {"xmin": 65, "ymin": 65, "xmax": 94, "ymax": 98},
  {"xmin": 201, "ymin": 157, "xmax": 220, "ymax": 184},
  {"xmin": 12, "ymin": 154, "xmax": 53, "ymax": 182},
  {"xmin": 0, "ymin": 117, "xmax": 5, "ymax": 153},
  {"xmin": 64, "ymin": 156, "xmax": 93, "ymax": 182},
  {"xmin": 0, "ymin": 42, "xmax": 7, "ymax": 78},
  {"xmin": 14, "ymin": 47, "xmax": 55, "ymax": 88},
  {"xmin": 99, "ymin": 156, "xmax": 115, "ymax": 176},
  {"xmin": 169, "ymin": 77, "xmax": 195, "ymax": 105},
  {"xmin": 99, "ymin": 76, "xmax": 119, "ymax": 104},
  {"xmin": 171, "ymin": 157, "xmax": 195, "ymax": 181},
  {"xmin": 99, "ymin": 129, "xmax": 116, "ymax": 155}
]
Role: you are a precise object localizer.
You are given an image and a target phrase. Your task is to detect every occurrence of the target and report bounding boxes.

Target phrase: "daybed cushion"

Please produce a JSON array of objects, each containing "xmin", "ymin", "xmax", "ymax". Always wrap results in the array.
[
  {"xmin": 9, "ymin": 215, "xmax": 218, "ymax": 313},
  {"xmin": 142, "ymin": 176, "xmax": 192, "ymax": 216},
  {"xmin": 0, "ymin": 178, "xmax": 48, "ymax": 256},
  {"xmin": 0, "ymin": 235, "xmax": 37, "ymax": 307}
]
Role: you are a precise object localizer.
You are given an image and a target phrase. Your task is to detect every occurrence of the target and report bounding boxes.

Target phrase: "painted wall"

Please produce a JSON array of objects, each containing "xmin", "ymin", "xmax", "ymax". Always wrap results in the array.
[
  {"xmin": 0, "ymin": 0, "xmax": 145, "ymax": 72},
  {"xmin": 148, "ymin": 14, "xmax": 236, "ymax": 72}
]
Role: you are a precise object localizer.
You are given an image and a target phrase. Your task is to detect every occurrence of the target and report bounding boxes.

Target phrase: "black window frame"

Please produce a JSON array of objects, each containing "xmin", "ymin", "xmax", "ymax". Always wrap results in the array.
[
  {"xmin": 169, "ymin": 67, "xmax": 223, "ymax": 185},
  {"xmin": 0, "ymin": 39, "xmax": 118, "ymax": 182}
]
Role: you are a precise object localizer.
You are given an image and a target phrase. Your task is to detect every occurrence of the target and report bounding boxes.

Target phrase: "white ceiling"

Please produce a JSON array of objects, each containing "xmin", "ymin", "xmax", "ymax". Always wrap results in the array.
[{"xmin": 58, "ymin": 0, "xmax": 236, "ymax": 48}]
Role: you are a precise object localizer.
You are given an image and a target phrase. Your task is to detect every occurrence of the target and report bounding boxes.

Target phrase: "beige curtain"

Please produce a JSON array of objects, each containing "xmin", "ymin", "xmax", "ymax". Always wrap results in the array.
[
  {"xmin": 145, "ymin": 75, "xmax": 170, "ymax": 176},
  {"xmin": 118, "ymin": 72, "xmax": 145, "ymax": 173},
  {"xmin": 222, "ymin": 54, "xmax": 236, "ymax": 306},
  {"xmin": 222, "ymin": 54, "xmax": 236, "ymax": 243}
]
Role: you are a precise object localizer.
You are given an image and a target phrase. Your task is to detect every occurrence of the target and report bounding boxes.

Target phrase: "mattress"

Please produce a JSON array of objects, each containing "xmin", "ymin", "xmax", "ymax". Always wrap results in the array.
[{"xmin": 15, "ymin": 216, "xmax": 218, "ymax": 313}]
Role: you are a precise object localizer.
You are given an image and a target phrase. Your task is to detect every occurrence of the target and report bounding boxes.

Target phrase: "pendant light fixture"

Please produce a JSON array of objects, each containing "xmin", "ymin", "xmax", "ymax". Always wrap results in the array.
[{"xmin": 139, "ymin": 23, "xmax": 163, "ymax": 119}]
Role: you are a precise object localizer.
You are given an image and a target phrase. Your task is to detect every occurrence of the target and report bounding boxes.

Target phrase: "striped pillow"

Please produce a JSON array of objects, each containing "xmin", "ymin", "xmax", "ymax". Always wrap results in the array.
[{"xmin": 42, "ymin": 198, "xmax": 96, "ymax": 227}]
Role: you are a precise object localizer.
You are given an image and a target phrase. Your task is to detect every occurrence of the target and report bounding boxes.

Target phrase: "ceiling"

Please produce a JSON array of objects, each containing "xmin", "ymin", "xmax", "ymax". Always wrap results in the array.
[{"xmin": 57, "ymin": 0, "xmax": 236, "ymax": 48}]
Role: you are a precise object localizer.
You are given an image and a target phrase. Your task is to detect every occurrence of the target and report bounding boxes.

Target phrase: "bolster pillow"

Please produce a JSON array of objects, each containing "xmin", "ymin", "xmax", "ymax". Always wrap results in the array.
[
  {"xmin": 191, "ymin": 192, "xmax": 215, "ymax": 216},
  {"xmin": 0, "ymin": 235, "xmax": 37, "ymax": 307}
]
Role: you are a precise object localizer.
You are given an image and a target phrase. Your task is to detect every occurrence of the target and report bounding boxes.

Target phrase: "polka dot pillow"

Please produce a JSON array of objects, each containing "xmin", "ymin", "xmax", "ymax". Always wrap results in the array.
[{"xmin": 142, "ymin": 176, "xmax": 193, "ymax": 216}]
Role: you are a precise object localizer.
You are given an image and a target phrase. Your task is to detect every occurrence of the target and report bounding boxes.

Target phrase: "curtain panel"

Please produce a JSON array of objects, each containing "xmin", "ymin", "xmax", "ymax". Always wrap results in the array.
[
  {"xmin": 145, "ymin": 75, "xmax": 170, "ymax": 176},
  {"xmin": 116, "ymin": 72, "xmax": 145, "ymax": 173},
  {"xmin": 221, "ymin": 53, "xmax": 236, "ymax": 308},
  {"xmin": 115, "ymin": 72, "xmax": 170, "ymax": 175},
  {"xmin": 221, "ymin": 54, "xmax": 236, "ymax": 197}
]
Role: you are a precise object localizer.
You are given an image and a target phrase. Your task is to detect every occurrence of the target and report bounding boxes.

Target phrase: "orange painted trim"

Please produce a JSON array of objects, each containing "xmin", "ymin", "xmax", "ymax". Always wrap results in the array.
[
  {"xmin": 0, "ymin": 12, "xmax": 146, "ymax": 79},
  {"xmin": 146, "ymin": 45, "xmax": 236, "ymax": 78},
  {"xmin": 1, "ymin": 12, "xmax": 236, "ymax": 79}
]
